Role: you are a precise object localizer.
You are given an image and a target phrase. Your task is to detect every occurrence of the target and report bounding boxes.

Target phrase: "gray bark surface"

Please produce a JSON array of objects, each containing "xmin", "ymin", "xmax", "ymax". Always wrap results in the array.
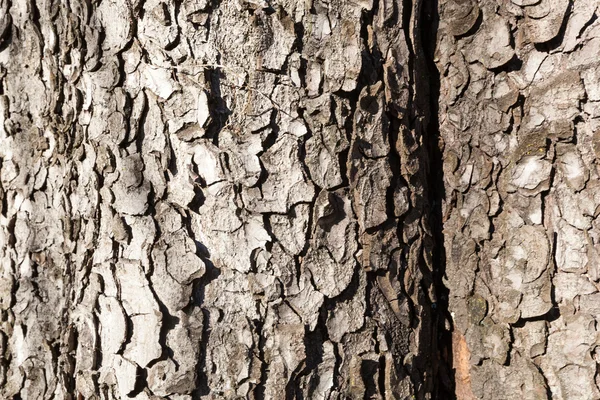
[
  {"xmin": 436, "ymin": 0, "xmax": 600, "ymax": 398},
  {"xmin": 3, "ymin": 0, "xmax": 598, "ymax": 398},
  {"xmin": 0, "ymin": 0, "xmax": 448, "ymax": 399}
]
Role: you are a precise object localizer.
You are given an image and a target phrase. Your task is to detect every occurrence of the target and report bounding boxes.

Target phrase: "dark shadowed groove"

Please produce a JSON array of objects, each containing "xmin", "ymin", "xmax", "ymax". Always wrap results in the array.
[
  {"xmin": 534, "ymin": 0, "xmax": 573, "ymax": 52},
  {"xmin": 190, "ymin": 236, "xmax": 220, "ymax": 396},
  {"xmin": 204, "ymin": 67, "xmax": 232, "ymax": 145},
  {"xmin": 419, "ymin": 0, "xmax": 454, "ymax": 397},
  {"xmin": 251, "ymin": 316, "xmax": 268, "ymax": 400},
  {"xmin": 0, "ymin": 0, "xmax": 11, "ymax": 55},
  {"xmin": 128, "ymin": 366, "xmax": 149, "ymax": 397}
]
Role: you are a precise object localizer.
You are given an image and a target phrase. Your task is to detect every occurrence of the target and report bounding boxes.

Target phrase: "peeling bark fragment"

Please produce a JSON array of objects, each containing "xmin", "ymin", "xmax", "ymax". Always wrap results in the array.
[
  {"xmin": 122, "ymin": 216, "xmax": 156, "ymax": 264},
  {"xmin": 318, "ymin": 19, "xmax": 363, "ymax": 93},
  {"xmin": 492, "ymin": 225, "xmax": 553, "ymax": 319},
  {"xmin": 350, "ymin": 156, "xmax": 392, "ymax": 231},
  {"xmin": 97, "ymin": 0, "xmax": 132, "ymax": 54},
  {"xmin": 305, "ymin": 189, "xmax": 357, "ymax": 298},
  {"xmin": 354, "ymin": 82, "xmax": 390, "ymax": 158},
  {"xmin": 0, "ymin": 0, "xmax": 10, "ymax": 47},
  {"xmin": 218, "ymin": 130, "xmax": 264, "ymax": 187},
  {"xmin": 269, "ymin": 203, "xmax": 310, "ymax": 255},
  {"xmin": 247, "ymin": 134, "xmax": 315, "ymax": 213},
  {"xmin": 165, "ymin": 232, "xmax": 206, "ymax": 284},
  {"xmin": 493, "ymin": 73, "xmax": 519, "ymax": 112},
  {"xmin": 464, "ymin": 12, "xmax": 515, "ymax": 70},
  {"xmin": 524, "ymin": 70, "xmax": 585, "ymax": 133},
  {"xmin": 193, "ymin": 141, "xmax": 226, "ymax": 186},
  {"xmin": 139, "ymin": 0, "xmax": 179, "ymax": 52},
  {"xmin": 263, "ymin": 323, "xmax": 306, "ymax": 398},
  {"xmin": 504, "ymin": 193, "xmax": 543, "ymax": 225},
  {"xmin": 516, "ymin": 321, "xmax": 548, "ymax": 358},
  {"xmin": 259, "ymin": 11, "xmax": 296, "ymax": 71},
  {"xmin": 556, "ymin": 143, "xmax": 589, "ymax": 191},
  {"xmin": 555, "ymin": 183, "xmax": 600, "ymax": 230},
  {"xmin": 305, "ymin": 125, "xmax": 348, "ymax": 189},
  {"xmin": 524, "ymin": 0, "xmax": 570, "ymax": 43},
  {"xmin": 444, "ymin": 0, "xmax": 481, "ymax": 37},
  {"xmin": 305, "ymin": 340, "xmax": 337, "ymax": 399},
  {"xmin": 97, "ymin": 295, "xmax": 127, "ymax": 356},
  {"xmin": 466, "ymin": 320, "xmax": 510, "ymax": 365},
  {"xmin": 148, "ymin": 310, "xmax": 202, "ymax": 396},
  {"xmin": 556, "ymin": 221, "xmax": 589, "ymax": 274},
  {"xmin": 151, "ymin": 257, "xmax": 192, "ymax": 312},
  {"xmin": 508, "ymin": 155, "xmax": 553, "ymax": 194},
  {"xmin": 539, "ymin": 314, "xmax": 600, "ymax": 399},
  {"xmin": 383, "ymin": 46, "xmax": 411, "ymax": 117},
  {"xmin": 72, "ymin": 313, "xmax": 98, "ymax": 397},
  {"xmin": 115, "ymin": 261, "xmax": 162, "ymax": 368},
  {"xmin": 111, "ymin": 355, "xmax": 139, "ymax": 398},
  {"xmin": 288, "ymin": 272, "xmax": 325, "ymax": 330},
  {"xmin": 112, "ymin": 180, "xmax": 151, "ymax": 216},
  {"xmin": 445, "ymin": 234, "xmax": 478, "ymax": 299},
  {"xmin": 582, "ymin": 67, "xmax": 600, "ymax": 102},
  {"xmin": 304, "ymin": 247, "xmax": 353, "ymax": 298},
  {"xmin": 196, "ymin": 185, "xmax": 271, "ymax": 273},
  {"xmin": 562, "ymin": 2, "xmax": 598, "ymax": 52},
  {"xmin": 326, "ymin": 272, "xmax": 367, "ymax": 342},
  {"xmin": 471, "ymin": 355, "xmax": 548, "ymax": 399}
]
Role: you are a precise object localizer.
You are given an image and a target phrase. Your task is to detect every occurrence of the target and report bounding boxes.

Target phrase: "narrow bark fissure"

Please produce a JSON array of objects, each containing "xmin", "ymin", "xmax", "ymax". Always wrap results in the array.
[{"xmin": 251, "ymin": 316, "xmax": 268, "ymax": 400}]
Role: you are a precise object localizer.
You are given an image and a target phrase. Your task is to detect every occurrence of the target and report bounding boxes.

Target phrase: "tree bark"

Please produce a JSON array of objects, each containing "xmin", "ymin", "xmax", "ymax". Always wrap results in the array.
[
  {"xmin": 436, "ymin": 0, "xmax": 600, "ymax": 398},
  {"xmin": 0, "ymin": 0, "xmax": 450, "ymax": 399},
  {"xmin": 3, "ymin": 0, "xmax": 598, "ymax": 399}
]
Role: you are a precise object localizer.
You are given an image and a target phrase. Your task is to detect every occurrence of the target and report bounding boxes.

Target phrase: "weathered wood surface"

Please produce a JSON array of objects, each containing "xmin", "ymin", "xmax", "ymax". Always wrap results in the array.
[
  {"xmin": 437, "ymin": 0, "xmax": 600, "ymax": 398},
  {"xmin": 0, "ymin": 0, "xmax": 448, "ymax": 398}
]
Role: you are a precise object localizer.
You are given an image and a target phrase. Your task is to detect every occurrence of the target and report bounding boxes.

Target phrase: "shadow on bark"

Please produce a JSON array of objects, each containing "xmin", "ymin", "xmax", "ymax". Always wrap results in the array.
[
  {"xmin": 421, "ymin": 0, "xmax": 455, "ymax": 397},
  {"xmin": 191, "ymin": 259, "xmax": 221, "ymax": 397}
]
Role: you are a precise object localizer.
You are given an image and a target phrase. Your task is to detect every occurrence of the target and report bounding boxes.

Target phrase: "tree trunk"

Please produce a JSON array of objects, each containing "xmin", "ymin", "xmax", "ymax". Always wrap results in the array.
[
  {"xmin": 0, "ymin": 0, "xmax": 450, "ymax": 398},
  {"xmin": 2, "ymin": 0, "xmax": 597, "ymax": 399},
  {"xmin": 436, "ymin": 0, "xmax": 600, "ymax": 398}
]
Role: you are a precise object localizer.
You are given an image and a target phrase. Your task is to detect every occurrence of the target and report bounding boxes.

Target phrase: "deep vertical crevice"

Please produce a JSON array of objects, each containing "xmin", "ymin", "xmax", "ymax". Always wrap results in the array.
[{"xmin": 419, "ymin": 0, "xmax": 454, "ymax": 398}]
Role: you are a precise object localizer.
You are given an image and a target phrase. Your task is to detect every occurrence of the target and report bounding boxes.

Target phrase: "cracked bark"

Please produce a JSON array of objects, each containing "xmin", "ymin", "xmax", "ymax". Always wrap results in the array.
[
  {"xmin": 2, "ymin": 0, "xmax": 598, "ymax": 399},
  {"xmin": 0, "ymin": 0, "xmax": 448, "ymax": 398},
  {"xmin": 437, "ymin": 0, "xmax": 600, "ymax": 398}
]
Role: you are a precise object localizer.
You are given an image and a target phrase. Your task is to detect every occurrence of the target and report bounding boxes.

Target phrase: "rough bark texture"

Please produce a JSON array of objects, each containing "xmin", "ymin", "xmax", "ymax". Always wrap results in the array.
[
  {"xmin": 436, "ymin": 0, "xmax": 600, "ymax": 398},
  {"xmin": 4, "ymin": 0, "xmax": 598, "ymax": 398},
  {"xmin": 0, "ymin": 0, "xmax": 449, "ymax": 399}
]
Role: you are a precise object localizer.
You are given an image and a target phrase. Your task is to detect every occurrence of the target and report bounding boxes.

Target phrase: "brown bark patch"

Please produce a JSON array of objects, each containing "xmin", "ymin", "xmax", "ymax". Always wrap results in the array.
[{"xmin": 452, "ymin": 330, "xmax": 476, "ymax": 400}]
